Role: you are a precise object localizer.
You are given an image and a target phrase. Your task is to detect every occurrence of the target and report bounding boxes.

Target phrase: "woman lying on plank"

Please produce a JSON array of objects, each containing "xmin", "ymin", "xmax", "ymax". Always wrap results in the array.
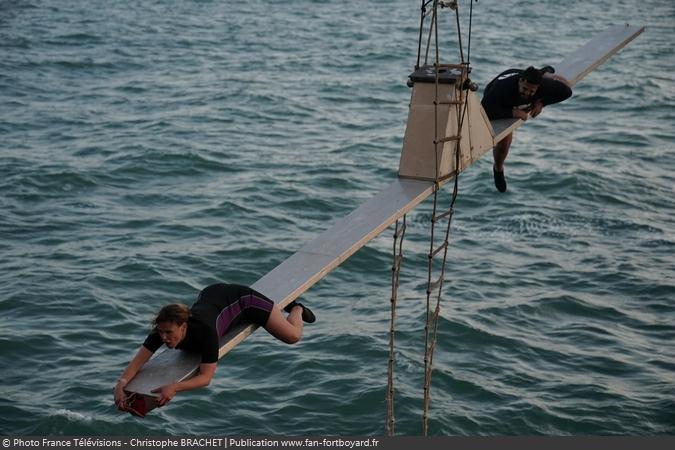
[{"xmin": 113, "ymin": 283, "xmax": 315, "ymax": 412}]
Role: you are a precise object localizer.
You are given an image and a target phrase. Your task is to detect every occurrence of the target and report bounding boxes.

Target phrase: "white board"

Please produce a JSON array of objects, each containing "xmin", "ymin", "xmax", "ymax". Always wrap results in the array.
[
  {"xmin": 125, "ymin": 178, "xmax": 437, "ymax": 401},
  {"xmin": 123, "ymin": 24, "xmax": 644, "ymax": 413},
  {"xmin": 487, "ymin": 24, "xmax": 644, "ymax": 144}
]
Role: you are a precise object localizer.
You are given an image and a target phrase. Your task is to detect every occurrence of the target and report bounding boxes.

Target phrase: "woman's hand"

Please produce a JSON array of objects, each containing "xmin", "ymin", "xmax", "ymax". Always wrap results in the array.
[
  {"xmin": 113, "ymin": 346, "xmax": 154, "ymax": 412},
  {"xmin": 152, "ymin": 384, "xmax": 178, "ymax": 407},
  {"xmin": 113, "ymin": 380, "xmax": 129, "ymax": 411},
  {"xmin": 148, "ymin": 363, "xmax": 215, "ymax": 407}
]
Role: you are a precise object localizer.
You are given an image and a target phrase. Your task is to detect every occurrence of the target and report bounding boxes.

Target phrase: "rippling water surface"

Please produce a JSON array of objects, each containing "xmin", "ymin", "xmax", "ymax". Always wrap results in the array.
[{"xmin": 1, "ymin": 0, "xmax": 674, "ymax": 436}]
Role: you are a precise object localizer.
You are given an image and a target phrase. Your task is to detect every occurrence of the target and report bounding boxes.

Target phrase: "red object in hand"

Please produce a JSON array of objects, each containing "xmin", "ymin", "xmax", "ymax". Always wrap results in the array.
[{"xmin": 126, "ymin": 394, "xmax": 148, "ymax": 418}]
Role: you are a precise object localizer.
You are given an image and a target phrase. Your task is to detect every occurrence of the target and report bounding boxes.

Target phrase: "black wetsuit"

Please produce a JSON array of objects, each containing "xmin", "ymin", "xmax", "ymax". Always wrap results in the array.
[
  {"xmin": 481, "ymin": 69, "xmax": 572, "ymax": 120},
  {"xmin": 142, "ymin": 283, "xmax": 274, "ymax": 363}
]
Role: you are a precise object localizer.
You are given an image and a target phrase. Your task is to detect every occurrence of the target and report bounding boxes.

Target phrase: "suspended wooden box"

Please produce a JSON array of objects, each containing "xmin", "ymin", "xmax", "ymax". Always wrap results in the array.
[{"xmin": 398, "ymin": 64, "xmax": 494, "ymax": 181}]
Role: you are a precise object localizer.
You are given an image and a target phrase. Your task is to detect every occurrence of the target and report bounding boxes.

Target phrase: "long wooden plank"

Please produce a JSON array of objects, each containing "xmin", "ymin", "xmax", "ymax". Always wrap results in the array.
[
  {"xmin": 488, "ymin": 24, "xmax": 644, "ymax": 144},
  {"xmin": 253, "ymin": 178, "xmax": 437, "ymax": 306},
  {"xmin": 125, "ymin": 178, "xmax": 436, "ymax": 398},
  {"xmin": 557, "ymin": 24, "xmax": 644, "ymax": 87},
  {"xmin": 124, "ymin": 24, "xmax": 644, "ymax": 412},
  {"xmin": 490, "ymin": 117, "xmax": 521, "ymax": 143}
]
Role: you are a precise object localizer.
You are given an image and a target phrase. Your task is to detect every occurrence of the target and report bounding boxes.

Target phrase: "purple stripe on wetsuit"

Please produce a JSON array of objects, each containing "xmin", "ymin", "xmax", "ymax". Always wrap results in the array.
[{"xmin": 215, "ymin": 294, "xmax": 273, "ymax": 337}]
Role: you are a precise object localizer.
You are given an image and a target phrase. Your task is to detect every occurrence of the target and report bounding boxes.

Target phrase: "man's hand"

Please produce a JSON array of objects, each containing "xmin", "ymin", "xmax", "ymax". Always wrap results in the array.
[
  {"xmin": 513, "ymin": 108, "xmax": 529, "ymax": 121},
  {"xmin": 152, "ymin": 384, "xmax": 178, "ymax": 407},
  {"xmin": 529, "ymin": 100, "xmax": 544, "ymax": 118}
]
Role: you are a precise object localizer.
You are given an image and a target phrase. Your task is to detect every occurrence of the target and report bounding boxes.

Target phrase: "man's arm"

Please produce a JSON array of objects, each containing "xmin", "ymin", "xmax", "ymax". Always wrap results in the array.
[
  {"xmin": 544, "ymin": 72, "xmax": 572, "ymax": 87},
  {"xmin": 481, "ymin": 92, "xmax": 515, "ymax": 120},
  {"xmin": 481, "ymin": 76, "xmax": 521, "ymax": 120},
  {"xmin": 539, "ymin": 74, "xmax": 573, "ymax": 106}
]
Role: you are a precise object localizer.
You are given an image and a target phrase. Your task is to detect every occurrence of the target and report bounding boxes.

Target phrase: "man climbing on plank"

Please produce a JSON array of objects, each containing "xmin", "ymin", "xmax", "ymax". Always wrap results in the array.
[{"xmin": 481, "ymin": 66, "xmax": 572, "ymax": 192}]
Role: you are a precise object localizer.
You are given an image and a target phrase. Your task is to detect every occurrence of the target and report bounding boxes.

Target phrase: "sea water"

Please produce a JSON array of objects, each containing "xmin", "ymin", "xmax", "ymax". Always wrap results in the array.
[{"xmin": 1, "ymin": 0, "xmax": 674, "ymax": 436}]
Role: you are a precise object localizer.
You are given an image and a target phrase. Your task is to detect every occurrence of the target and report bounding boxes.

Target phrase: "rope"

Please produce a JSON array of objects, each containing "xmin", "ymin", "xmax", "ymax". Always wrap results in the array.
[
  {"xmin": 422, "ymin": 95, "xmax": 469, "ymax": 435},
  {"xmin": 453, "ymin": 4, "xmax": 465, "ymax": 64},
  {"xmin": 423, "ymin": 2, "xmax": 438, "ymax": 66},
  {"xmin": 422, "ymin": 91, "xmax": 468, "ymax": 434},
  {"xmin": 422, "ymin": 0, "xmax": 474, "ymax": 436},
  {"xmin": 433, "ymin": 2, "xmax": 440, "ymax": 180},
  {"xmin": 389, "ymin": 0, "xmax": 477, "ymax": 436},
  {"xmin": 467, "ymin": 0, "xmax": 475, "ymax": 65},
  {"xmin": 416, "ymin": 1, "xmax": 433, "ymax": 69},
  {"xmin": 418, "ymin": 1, "xmax": 478, "ymax": 70},
  {"xmin": 386, "ymin": 216, "xmax": 407, "ymax": 436}
]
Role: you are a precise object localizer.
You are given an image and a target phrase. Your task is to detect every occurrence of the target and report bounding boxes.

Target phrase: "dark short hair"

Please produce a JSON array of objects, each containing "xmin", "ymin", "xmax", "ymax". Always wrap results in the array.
[
  {"xmin": 521, "ymin": 66, "xmax": 542, "ymax": 85},
  {"xmin": 153, "ymin": 303, "xmax": 190, "ymax": 326}
]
